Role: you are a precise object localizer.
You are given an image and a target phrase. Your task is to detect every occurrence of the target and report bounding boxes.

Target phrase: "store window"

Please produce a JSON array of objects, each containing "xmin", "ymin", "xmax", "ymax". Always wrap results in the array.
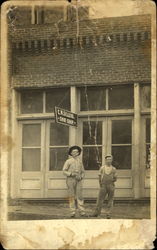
[
  {"xmin": 80, "ymin": 86, "xmax": 106, "ymax": 111},
  {"xmin": 22, "ymin": 124, "xmax": 41, "ymax": 171},
  {"xmin": 20, "ymin": 88, "xmax": 70, "ymax": 114},
  {"xmin": 21, "ymin": 90, "xmax": 43, "ymax": 114},
  {"xmin": 111, "ymin": 120, "xmax": 132, "ymax": 169},
  {"xmin": 80, "ymin": 84, "xmax": 134, "ymax": 111},
  {"xmin": 83, "ymin": 121, "xmax": 102, "ymax": 170},
  {"xmin": 141, "ymin": 84, "xmax": 151, "ymax": 110},
  {"xmin": 49, "ymin": 123, "xmax": 69, "ymax": 171},
  {"xmin": 108, "ymin": 85, "xmax": 134, "ymax": 110},
  {"xmin": 46, "ymin": 88, "xmax": 70, "ymax": 112}
]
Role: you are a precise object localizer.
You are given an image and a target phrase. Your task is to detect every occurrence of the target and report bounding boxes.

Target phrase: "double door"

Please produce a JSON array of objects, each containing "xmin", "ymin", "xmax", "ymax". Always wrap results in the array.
[{"xmin": 13, "ymin": 116, "xmax": 149, "ymax": 199}]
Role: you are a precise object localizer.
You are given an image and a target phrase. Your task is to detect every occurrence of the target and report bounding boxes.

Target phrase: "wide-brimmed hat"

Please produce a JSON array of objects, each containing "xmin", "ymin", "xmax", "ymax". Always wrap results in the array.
[
  {"xmin": 68, "ymin": 146, "xmax": 82, "ymax": 156},
  {"xmin": 105, "ymin": 154, "xmax": 113, "ymax": 159}
]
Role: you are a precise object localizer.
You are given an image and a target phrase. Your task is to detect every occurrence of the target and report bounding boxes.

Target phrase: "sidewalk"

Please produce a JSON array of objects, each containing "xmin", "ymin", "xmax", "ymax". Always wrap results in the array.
[{"xmin": 8, "ymin": 201, "xmax": 150, "ymax": 220}]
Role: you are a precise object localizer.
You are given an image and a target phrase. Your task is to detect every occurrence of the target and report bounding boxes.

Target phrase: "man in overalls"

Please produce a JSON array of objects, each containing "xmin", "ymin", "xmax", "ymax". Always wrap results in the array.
[
  {"xmin": 63, "ymin": 145, "xmax": 86, "ymax": 217},
  {"xmin": 92, "ymin": 154, "xmax": 117, "ymax": 219}
]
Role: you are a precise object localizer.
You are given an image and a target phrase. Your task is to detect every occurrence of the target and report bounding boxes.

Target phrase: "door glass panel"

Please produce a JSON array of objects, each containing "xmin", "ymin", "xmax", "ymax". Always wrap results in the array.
[
  {"xmin": 22, "ymin": 148, "xmax": 41, "ymax": 171},
  {"xmin": 83, "ymin": 121, "xmax": 102, "ymax": 145},
  {"xmin": 21, "ymin": 90, "xmax": 43, "ymax": 114},
  {"xmin": 50, "ymin": 123, "xmax": 69, "ymax": 146},
  {"xmin": 112, "ymin": 146, "xmax": 131, "ymax": 169},
  {"xmin": 83, "ymin": 146, "xmax": 102, "ymax": 170},
  {"xmin": 80, "ymin": 86, "xmax": 106, "ymax": 111},
  {"xmin": 22, "ymin": 124, "xmax": 41, "ymax": 146},
  {"xmin": 141, "ymin": 85, "xmax": 151, "ymax": 109},
  {"xmin": 49, "ymin": 147, "xmax": 68, "ymax": 171},
  {"xmin": 112, "ymin": 120, "xmax": 132, "ymax": 144},
  {"xmin": 109, "ymin": 85, "xmax": 134, "ymax": 109},
  {"xmin": 146, "ymin": 144, "xmax": 151, "ymax": 168},
  {"xmin": 146, "ymin": 118, "xmax": 150, "ymax": 143},
  {"xmin": 46, "ymin": 88, "xmax": 70, "ymax": 112}
]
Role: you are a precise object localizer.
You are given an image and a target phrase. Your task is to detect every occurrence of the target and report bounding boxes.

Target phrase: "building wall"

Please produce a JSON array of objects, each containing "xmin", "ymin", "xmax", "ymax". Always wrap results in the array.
[
  {"xmin": 12, "ymin": 39, "xmax": 151, "ymax": 88},
  {"xmin": 10, "ymin": 14, "xmax": 151, "ymax": 88}
]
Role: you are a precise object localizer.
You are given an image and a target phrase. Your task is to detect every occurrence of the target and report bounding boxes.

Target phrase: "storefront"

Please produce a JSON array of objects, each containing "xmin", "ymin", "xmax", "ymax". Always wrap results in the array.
[
  {"xmin": 9, "ymin": 12, "xmax": 151, "ymax": 200},
  {"xmin": 10, "ymin": 83, "xmax": 151, "ymax": 199}
]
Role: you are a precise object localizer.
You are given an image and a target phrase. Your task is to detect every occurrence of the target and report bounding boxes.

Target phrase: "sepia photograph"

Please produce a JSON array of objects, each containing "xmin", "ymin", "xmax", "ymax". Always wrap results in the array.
[{"xmin": 0, "ymin": 0, "xmax": 156, "ymax": 249}]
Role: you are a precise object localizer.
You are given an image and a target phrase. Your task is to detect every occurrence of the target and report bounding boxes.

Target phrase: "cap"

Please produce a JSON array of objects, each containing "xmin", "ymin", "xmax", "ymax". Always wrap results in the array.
[{"xmin": 105, "ymin": 154, "xmax": 113, "ymax": 159}]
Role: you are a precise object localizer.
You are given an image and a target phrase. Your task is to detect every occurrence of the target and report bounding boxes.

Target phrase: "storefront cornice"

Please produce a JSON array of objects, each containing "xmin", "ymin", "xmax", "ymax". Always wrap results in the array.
[{"xmin": 11, "ymin": 31, "xmax": 150, "ymax": 52}]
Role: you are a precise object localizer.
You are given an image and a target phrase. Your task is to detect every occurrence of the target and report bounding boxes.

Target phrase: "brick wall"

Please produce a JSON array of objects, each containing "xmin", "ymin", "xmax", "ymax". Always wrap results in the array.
[
  {"xmin": 10, "ymin": 15, "xmax": 151, "ymax": 88},
  {"xmin": 10, "ymin": 14, "xmax": 151, "ymax": 41}
]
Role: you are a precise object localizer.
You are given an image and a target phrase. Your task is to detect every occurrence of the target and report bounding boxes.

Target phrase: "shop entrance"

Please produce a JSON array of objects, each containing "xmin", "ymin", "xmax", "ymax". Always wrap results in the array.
[
  {"xmin": 78, "ymin": 117, "xmax": 134, "ymax": 198},
  {"xmin": 16, "ymin": 117, "xmax": 134, "ymax": 198},
  {"xmin": 13, "ymin": 115, "xmax": 150, "ymax": 199}
]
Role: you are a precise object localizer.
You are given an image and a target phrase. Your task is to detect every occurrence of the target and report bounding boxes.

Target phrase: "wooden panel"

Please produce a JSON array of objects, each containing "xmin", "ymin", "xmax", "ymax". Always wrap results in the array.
[
  {"xmin": 20, "ymin": 178, "xmax": 41, "ymax": 190},
  {"xmin": 115, "ymin": 177, "xmax": 132, "ymax": 188},
  {"xmin": 83, "ymin": 179, "xmax": 99, "ymax": 189},
  {"xmin": 83, "ymin": 188, "xmax": 133, "ymax": 198},
  {"xmin": 48, "ymin": 178, "xmax": 67, "ymax": 189},
  {"xmin": 114, "ymin": 189, "xmax": 134, "ymax": 197},
  {"xmin": 46, "ymin": 189, "xmax": 68, "ymax": 198},
  {"xmin": 144, "ymin": 189, "xmax": 150, "ymax": 197},
  {"xmin": 20, "ymin": 190, "xmax": 43, "ymax": 198},
  {"xmin": 145, "ymin": 176, "xmax": 150, "ymax": 188}
]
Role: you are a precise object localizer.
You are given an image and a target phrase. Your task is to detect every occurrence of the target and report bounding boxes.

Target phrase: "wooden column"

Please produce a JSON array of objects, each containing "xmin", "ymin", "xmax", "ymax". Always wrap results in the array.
[
  {"xmin": 69, "ymin": 87, "xmax": 78, "ymax": 146},
  {"xmin": 133, "ymin": 83, "xmax": 141, "ymax": 198}
]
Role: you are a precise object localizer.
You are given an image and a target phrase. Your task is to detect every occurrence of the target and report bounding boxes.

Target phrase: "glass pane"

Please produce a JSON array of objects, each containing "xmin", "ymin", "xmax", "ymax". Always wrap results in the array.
[
  {"xmin": 50, "ymin": 123, "xmax": 69, "ymax": 146},
  {"xmin": 46, "ymin": 88, "xmax": 70, "ymax": 112},
  {"xmin": 22, "ymin": 124, "xmax": 41, "ymax": 147},
  {"xmin": 83, "ymin": 147, "xmax": 102, "ymax": 170},
  {"xmin": 112, "ymin": 120, "xmax": 132, "ymax": 144},
  {"xmin": 112, "ymin": 146, "xmax": 132, "ymax": 169},
  {"xmin": 49, "ymin": 147, "xmax": 68, "ymax": 171},
  {"xmin": 141, "ymin": 85, "xmax": 151, "ymax": 109},
  {"xmin": 21, "ymin": 90, "xmax": 43, "ymax": 114},
  {"xmin": 146, "ymin": 118, "xmax": 151, "ymax": 143},
  {"xmin": 83, "ymin": 121, "xmax": 102, "ymax": 145},
  {"xmin": 80, "ymin": 86, "xmax": 106, "ymax": 111},
  {"xmin": 22, "ymin": 148, "xmax": 41, "ymax": 171},
  {"xmin": 109, "ymin": 85, "xmax": 134, "ymax": 109},
  {"xmin": 146, "ymin": 144, "xmax": 151, "ymax": 168}
]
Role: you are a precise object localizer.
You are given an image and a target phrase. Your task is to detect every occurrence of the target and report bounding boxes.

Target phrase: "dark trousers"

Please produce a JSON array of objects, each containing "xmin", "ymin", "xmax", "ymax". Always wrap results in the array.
[{"xmin": 94, "ymin": 183, "xmax": 115, "ymax": 215}]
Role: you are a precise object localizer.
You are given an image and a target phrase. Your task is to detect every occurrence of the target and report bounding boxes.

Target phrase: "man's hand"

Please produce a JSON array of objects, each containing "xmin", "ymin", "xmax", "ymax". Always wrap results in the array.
[
  {"xmin": 71, "ymin": 172, "xmax": 77, "ymax": 177},
  {"xmin": 76, "ymin": 176, "xmax": 82, "ymax": 181}
]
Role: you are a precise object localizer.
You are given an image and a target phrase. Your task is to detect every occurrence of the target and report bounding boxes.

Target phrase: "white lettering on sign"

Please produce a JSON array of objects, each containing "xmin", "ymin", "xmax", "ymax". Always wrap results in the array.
[{"xmin": 55, "ymin": 107, "xmax": 77, "ymax": 127}]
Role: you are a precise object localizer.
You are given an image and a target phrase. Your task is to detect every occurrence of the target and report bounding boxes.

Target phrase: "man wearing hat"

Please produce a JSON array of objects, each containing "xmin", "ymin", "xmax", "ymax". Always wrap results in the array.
[
  {"xmin": 63, "ymin": 145, "xmax": 86, "ymax": 217},
  {"xmin": 92, "ymin": 154, "xmax": 117, "ymax": 218}
]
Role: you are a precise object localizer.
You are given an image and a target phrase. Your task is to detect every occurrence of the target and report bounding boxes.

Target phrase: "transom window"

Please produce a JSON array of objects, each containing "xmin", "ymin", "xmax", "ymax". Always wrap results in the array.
[
  {"xmin": 140, "ymin": 84, "xmax": 151, "ymax": 110},
  {"xmin": 79, "ymin": 84, "xmax": 134, "ymax": 111},
  {"xmin": 20, "ymin": 88, "xmax": 70, "ymax": 114}
]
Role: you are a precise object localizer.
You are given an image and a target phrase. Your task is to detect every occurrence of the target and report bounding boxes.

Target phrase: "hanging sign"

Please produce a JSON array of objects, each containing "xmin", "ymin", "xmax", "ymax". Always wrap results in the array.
[{"xmin": 55, "ymin": 107, "xmax": 78, "ymax": 127}]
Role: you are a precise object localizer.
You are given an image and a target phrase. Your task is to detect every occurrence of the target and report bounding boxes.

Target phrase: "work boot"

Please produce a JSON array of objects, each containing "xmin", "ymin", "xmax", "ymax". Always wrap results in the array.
[
  {"xmin": 80, "ymin": 212, "xmax": 86, "ymax": 217},
  {"xmin": 70, "ymin": 212, "xmax": 75, "ymax": 218},
  {"xmin": 106, "ymin": 214, "xmax": 111, "ymax": 219},
  {"xmin": 90, "ymin": 212, "xmax": 99, "ymax": 217}
]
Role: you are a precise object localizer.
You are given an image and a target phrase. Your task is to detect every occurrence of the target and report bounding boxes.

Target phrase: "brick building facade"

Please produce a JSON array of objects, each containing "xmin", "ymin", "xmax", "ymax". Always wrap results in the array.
[{"xmin": 8, "ymin": 7, "xmax": 151, "ymax": 200}]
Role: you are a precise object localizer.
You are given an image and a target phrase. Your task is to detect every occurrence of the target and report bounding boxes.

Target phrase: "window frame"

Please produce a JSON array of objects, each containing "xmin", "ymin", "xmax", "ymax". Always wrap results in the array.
[
  {"xmin": 78, "ymin": 84, "xmax": 135, "ymax": 115},
  {"xmin": 19, "ymin": 120, "xmax": 44, "ymax": 173}
]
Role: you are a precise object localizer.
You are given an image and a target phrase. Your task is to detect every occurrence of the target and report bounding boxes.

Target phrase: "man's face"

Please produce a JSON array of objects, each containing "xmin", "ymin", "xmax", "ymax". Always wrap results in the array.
[
  {"xmin": 105, "ymin": 157, "xmax": 113, "ymax": 165},
  {"xmin": 71, "ymin": 149, "xmax": 79, "ymax": 157}
]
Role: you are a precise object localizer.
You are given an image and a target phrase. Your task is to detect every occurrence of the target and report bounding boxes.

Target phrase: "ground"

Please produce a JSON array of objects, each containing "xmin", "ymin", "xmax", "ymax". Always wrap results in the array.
[{"xmin": 8, "ymin": 201, "xmax": 150, "ymax": 220}]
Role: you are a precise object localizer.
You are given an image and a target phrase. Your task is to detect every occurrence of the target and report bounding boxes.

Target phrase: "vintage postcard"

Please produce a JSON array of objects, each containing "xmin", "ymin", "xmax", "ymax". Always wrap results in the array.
[{"xmin": 0, "ymin": 0, "xmax": 156, "ymax": 249}]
